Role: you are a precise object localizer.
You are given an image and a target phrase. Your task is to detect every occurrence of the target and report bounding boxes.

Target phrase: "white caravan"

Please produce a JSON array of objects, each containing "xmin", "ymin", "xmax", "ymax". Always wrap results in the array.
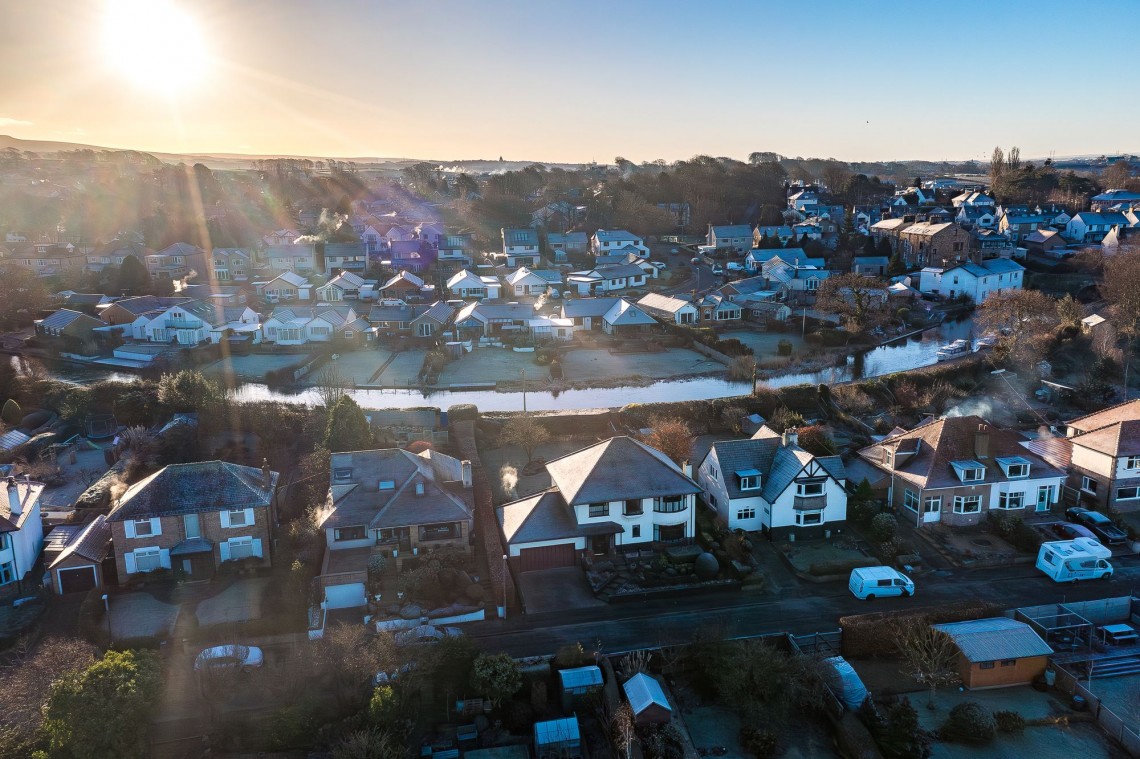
[{"xmin": 1036, "ymin": 538, "xmax": 1113, "ymax": 583}]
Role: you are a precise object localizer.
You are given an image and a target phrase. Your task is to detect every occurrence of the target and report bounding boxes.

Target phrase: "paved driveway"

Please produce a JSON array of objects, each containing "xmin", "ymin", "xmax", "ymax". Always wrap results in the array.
[
  {"xmin": 109, "ymin": 593, "xmax": 180, "ymax": 640},
  {"xmin": 196, "ymin": 577, "xmax": 271, "ymax": 627},
  {"xmin": 517, "ymin": 567, "xmax": 604, "ymax": 614}
]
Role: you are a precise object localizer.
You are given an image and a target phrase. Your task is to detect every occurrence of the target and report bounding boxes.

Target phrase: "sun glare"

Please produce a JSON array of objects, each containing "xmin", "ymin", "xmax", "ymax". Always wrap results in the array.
[{"xmin": 102, "ymin": 0, "xmax": 208, "ymax": 92}]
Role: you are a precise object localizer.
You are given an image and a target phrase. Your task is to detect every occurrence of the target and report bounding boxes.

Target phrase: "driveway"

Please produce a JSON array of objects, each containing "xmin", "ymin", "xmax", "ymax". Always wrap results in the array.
[
  {"xmin": 517, "ymin": 567, "xmax": 604, "ymax": 614},
  {"xmin": 196, "ymin": 577, "xmax": 271, "ymax": 627},
  {"xmin": 109, "ymin": 592, "xmax": 180, "ymax": 641}
]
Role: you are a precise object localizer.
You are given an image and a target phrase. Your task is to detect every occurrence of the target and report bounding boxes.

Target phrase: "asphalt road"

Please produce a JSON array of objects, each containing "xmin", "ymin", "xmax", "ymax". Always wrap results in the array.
[{"xmin": 466, "ymin": 555, "xmax": 1140, "ymax": 658}]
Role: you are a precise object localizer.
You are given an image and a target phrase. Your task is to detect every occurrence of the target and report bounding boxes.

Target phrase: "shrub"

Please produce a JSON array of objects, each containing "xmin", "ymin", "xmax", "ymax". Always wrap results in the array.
[
  {"xmin": 870, "ymin": 513, "xmax": 898, "ymax": 543},
  {"xmin": 993, "ymin": 710, "xmax": 1025, "ymax": 734},
  {"xmin": 940, "ymin": 701, "xmax": 996, "ymax": 743},
  {"xmin": 777, "ymin": 339, "xmax": 793, "ymax": 356},
  {"xmin": 447, "ymin": 404, "xmax": 479, "ymax": 423},
  {"xmin": 740, "ymin": 725, "xmax": 780, "ymax": 759}
]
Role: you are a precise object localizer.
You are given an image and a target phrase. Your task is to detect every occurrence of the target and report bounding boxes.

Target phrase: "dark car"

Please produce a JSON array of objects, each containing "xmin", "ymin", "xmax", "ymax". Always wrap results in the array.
[
  {"xmin": 1050, "ymin": 522, "xmax": 1099, "ymax": 542},
  {"xmin": 1065, "ymin": 507, "xmax": 1128, "ymax": 546}
]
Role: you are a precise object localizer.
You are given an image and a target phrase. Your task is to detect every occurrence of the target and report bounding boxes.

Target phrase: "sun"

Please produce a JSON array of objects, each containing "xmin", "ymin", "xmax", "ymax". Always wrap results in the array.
[{"xmin": 102, "ymin": 0, "xmax": 208, "ymax": 92}]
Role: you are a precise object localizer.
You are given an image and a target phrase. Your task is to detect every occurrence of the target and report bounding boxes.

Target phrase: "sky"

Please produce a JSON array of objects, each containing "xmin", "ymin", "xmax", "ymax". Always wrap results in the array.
[{"xmin": 0, "ymin": 0, "xmax": 1136, "ymax": 164}]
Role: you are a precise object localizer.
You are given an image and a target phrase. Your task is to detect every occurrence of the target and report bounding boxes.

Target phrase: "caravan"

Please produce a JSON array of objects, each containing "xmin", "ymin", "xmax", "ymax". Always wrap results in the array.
[{"xmin": 1036, "ymin": 538, "xmax": 1113, "ymax": 583}]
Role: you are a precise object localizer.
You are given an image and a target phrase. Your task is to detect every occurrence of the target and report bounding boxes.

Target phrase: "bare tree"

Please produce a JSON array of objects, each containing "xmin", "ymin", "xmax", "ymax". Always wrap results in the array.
[
  {"xmin": 990, "ymin": 146, "xmax": 1005, "ymax": 180},
  {"xmin": 610, "ymin": 701, "xmax": 637, "ymax": 758},
  {"xmin": 500, "ymin": 416, "xmax": 551, "ymax": 464},
  {"xmin": 312, "ymin": 623, "xmax": 398, "ymax": 709},
  {"xmin": 640, "ymin": 416, "xmax": 694, "ymax": 466},
  {"xmin": 1006, "ymin": 146, "xmax": 1021, "ymax": 173},
  {"xmin": 0, "ymin": 637, "xmax": 97, "ymax": 756},
  {"xmin": 976, "ymin": 289, "xmax": 1061, "ymax": 368},
  {"xmin": 313, "ymin": 365, "xmax": 351, "ymax": 409},
  {"xmin": 1100, "ymin": 247, "xmax": 1140, "ymax": 397},
  {"xmin": 814, "ymin": 272, "xmax": 890, "ymax": 335},
  {"xmin": 894, "ymin": 621, "xmax": 960, "ymax": 709},
  {"xmin": 619, "ymin": 650, "xmax": 651, "ymax": 680}
]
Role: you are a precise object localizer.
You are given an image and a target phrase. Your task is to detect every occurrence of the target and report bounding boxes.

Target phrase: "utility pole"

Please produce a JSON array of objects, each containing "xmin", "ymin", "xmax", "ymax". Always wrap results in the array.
[{"xmin": 520, "ymin": 369, "xmax": 527, "ymax": 413}]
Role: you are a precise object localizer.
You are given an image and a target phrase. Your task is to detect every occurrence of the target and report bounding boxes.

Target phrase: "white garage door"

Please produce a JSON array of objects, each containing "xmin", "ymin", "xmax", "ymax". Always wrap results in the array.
[{"xmin": 324, "ymin": 582, "xmax": 366, "ymax": 609}]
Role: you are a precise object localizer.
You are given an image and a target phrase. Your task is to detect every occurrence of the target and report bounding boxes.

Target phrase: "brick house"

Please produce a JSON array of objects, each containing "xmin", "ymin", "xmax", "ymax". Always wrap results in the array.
[
  {"xmin": 896, "ymin": 222, "xmax": 971, "ymax": 268},
  {"xmin": 107, "ymin": 460, "xmax": 278, "ymax": 581},
  {"xmin": 857, "ymin": 416, "xmax": 1065, "ymax": 529},
  {"xmin": 1061, "ymin": 399, "xmax": 1140, "ymax": 513}
]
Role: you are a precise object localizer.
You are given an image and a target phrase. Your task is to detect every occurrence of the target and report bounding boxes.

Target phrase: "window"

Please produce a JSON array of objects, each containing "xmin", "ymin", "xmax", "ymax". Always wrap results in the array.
[
  {"xmin": 623, "ymin": 499, "xmax": 644, "ymax": 516},
  {"xmin": 961, "ymin": 467, "xmax": 984, "ymax": 482},
  {"xmin": 183, "ymin": 514, "xmax": 200, "ymax": 539},
  {"xmin": 654, "ymin": 496, "xmax": 686, "ymax": 513},
  {"xmin": 1126, "ymin": 456, "xmax": 1140, "ymax": 470},
  {"xmin": 344, "ymin": 330, "xmax": 354, "ymax": 339},
  {"xmin": 1118, "ymin": 487, "xmax": 1140, "ymax": 501},
  {"xmin": 133, "ymin": 519, "xmax": 155, "ymax": 537},
  {"xmin": 228, "ymin": 537, "xmax": 255, "ymax": 560},
  {"xmin": 739, "ymin": 475, "xmax": 760, "ymax": 491},
  {"xmin": 1082, "ymin": 476, "xmax": 1098, "ymax": 494},
  {"xmin": 924, "ymin": 496, "xmax": 941, "ymax": 514},
  {"xmin": 333, "ymin": 467, "xmax": 353, "ymax": 481},
  {"xmin": 737, "ymin": 507, "xmax": 756, "ymax": 521},
  {"xmin": 0, "ymin": 561, "xmax": 14, "ymax": 585},
  {"xmin": 227, "ymin": 509, "xmax": 251, "ymax": 527},
  {"xmin": 997, "ymin": 491, "xmax": 1024, "ymax": 510},
  {"xmin": 795, "ymin": 510, "xmax": 823, "ymax": 525},
  {"xmin": 379, "ymin": 480, "xmax": 396, "ymax": 491},
  {"xmin": 796, "ymin": 481, "xmax": 825, "ymax": 497},
  {"xmin": 953, "ymin": 495, "xmax": 982, "ymax": 514},
  {"xmin": 903, "ymin": 489, "xmax": 920, "ymax": 512},
  {"xmin": 134, "ymin": 548, "xmax": 162, "ymax": 573},
  {"xmin": 588, "ymin": 502, "xmax": 609, "ymax": 518},
  {"xmin": 1000, "ymin": 659, "xmax": 1016, "ymax": 667},
  {"xmin": 979, "ymin": 661, "xmax": 995, "ymax": 670},
  {"xmin": 709, "ymin": 467, "xmax": 719, "ymax": 482},
  {"xmin": 334, "ymin": 526, "xmax": 367, "ymax": 541},
  {"xmin": 1005, "ymin": 463, "xmax": 1028, "ymax": 478},
  {"xmin": 631, "ymin": 525, "xmax": 641, "ymax": 538}
]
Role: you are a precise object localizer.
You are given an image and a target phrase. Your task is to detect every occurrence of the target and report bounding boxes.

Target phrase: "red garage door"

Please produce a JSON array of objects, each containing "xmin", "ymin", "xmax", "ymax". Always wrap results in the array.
[
  {"xmin": 519, "ymin": 543, "xmax": 577, "ymax": 572},
  {"xmin": 57, "ymin": 565, "xmax": 98, "ymax": 594}
]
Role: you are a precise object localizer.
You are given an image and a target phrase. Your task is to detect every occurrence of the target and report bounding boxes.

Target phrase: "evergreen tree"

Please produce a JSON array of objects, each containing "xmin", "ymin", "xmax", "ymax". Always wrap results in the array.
[
  {"xmin": 888, "ymin": 249, "xmax": 906, "ymax": 276},
  {"xmin": 876, "ymin": 237, "xmax": 894, "ymax": 257},
  {"xmin": 863, "ymin": 235, "xmax": 877, "ymax": 256},
  {"xmin": 115, "ymin": 255, "xmax": 151, "ymax": 295},
  {"xmin": 324, "ymin": 395, "xmax": 374, "ymax": 452}
]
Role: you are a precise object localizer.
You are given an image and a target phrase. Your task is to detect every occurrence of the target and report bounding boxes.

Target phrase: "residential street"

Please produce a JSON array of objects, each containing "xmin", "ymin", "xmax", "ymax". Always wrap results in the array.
[{"xmin": 466, "ymin": 556, "xmax": 1140, "ymax": 658}]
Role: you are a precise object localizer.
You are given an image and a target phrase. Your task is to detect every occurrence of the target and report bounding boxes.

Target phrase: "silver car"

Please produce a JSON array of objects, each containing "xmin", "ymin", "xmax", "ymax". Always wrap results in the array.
[{"xmin": 194, "ymin": 644, "xmax": 264, "ymax": 673}]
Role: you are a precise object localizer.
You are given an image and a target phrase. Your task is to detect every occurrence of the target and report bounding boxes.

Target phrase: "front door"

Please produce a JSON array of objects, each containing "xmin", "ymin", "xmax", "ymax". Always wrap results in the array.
[
  {"xmin": 182, "ymin": 559, "xmax": 193, "ymax": 574},
  {"xmin": 590, "ymin": 535, "xmax": 610, "ymax": 556},
  {"xmin": 1037, "ymin": 485, "xmax": 1056, "ymax": 512},
  {"xmin": 922, "ymin": 497, "xmax": 942, "ymax": 523}
]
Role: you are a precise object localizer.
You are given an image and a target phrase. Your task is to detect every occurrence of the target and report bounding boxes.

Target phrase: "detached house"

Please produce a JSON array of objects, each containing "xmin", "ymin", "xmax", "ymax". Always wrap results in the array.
[
  {"xmin": 497, "ymin": 437, "xmax": 701, "ymax": 571},
  {"xmin": 590, "ymin": 230, "xmax": 649, "ymax": 258},
  {"xmin": 380, "ymin": 270, "xmax": 427, "ymax": 300},
  {"xmin": 997, "ymin": 213, "xmax": 1048, "ymax": 245},
  {"xmin": 447, "ymin": 270, "xmax": 502, "ymax": 300},
  {"xmin": 453, "ymin": 302, "xmax": 538, "ymax": 339},
  {"xmin": 707, "ymin": 224, "xmax": 754, "ymax": 255},
  {"xmin": 438, "ymin": 233, "xmax": 475, "ymax": 268},
  {"xmin": 262, "ymin": 305, "xmax": 368, "ymax": 345},
  {"xmin": 501, "ymin": 228, "xmax": 541, "ymax": 268},
  {"xmin": 857, "ymin": 416, "xmax": 1065, "ymax": 528},
  {"xmin": 697, "ymin": 427, "xmax": 847, "ymax": 538},
  {"xmin": 1, "ymin": 476, "xmax": 45, "ymax": 589},
  {"xmin": 107, "ymin": 461, "xmax": 278, "ymax": 580},
  {"xmin": 317, "ymin": 448, "xmax": 473, "ymax": 609},
  {"xmin": 1062, "ymin": 399, "xmax": 1140, "ymax": 513},
  {"xmin": 257, "ymin": 271, "xmax": 313, "ymax": 303},
  {"xmin": 897, "ymin": 222, "xmax": 970, "ymax": 267},
  {"xmin": 637, "ymin": 293, "xmax": 698, "ymax": 325},
  {"xmin": 211, "ymin": 248, "xmax": 251, "ymax": 282},
  {"xmin": 317, "ymin": 271, "xmax": 367, "ymax": 302},
  {"xmin": 917, "ymin": 258, "xmax": 1023, "ymax": 304},
  {"xmin": 1065, "ymin": 212, "xmax": 1131, "ymax": 244},
  {"xmin": 137, "ymin": 300, "xmax": 260, "ymax": 345},
  {"xmin": 506, "ymin": 267, "xmax": 562, "ymax": 297}
]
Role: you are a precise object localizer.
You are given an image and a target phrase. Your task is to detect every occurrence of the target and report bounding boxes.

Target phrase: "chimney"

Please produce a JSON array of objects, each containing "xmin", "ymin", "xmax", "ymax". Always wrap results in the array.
[
  {"xmin": 460, "ymin": 460, "xmax": 472, "ymax": 489},
  {"xmin": 782, "ymin": 428, "xmax": 799, "ymax": 448},
  {"xmin": 415, "ymin": 480, "xmax": 425, "ymax": 497},
  {"xmin": 7, "ymin": 476, "xmax": 20, "ymax": 516},
  {"xmin": 261, "ymin": 459, "xmax": 272, "ymax": 489},
  {"xmin": 974, "ymin": 424, "xmax": 990, "ymax": 459},
  {"xmin": 681, "ymin": 461, "xmax": 692, "ymax": 478}
]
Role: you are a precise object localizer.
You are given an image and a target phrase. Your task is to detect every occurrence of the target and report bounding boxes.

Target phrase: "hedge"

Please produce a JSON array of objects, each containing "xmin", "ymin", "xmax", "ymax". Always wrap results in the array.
[{"xmin": 839, "ymin": 600, "xmax": 1003, "ymax": 658}]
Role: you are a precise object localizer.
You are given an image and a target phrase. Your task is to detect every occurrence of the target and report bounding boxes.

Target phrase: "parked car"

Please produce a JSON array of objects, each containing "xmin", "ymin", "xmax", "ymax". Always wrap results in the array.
[
  {"xmin": 711, "ymin": 264, "xmax": 724, "ymax": 276},
  {"xmin": 848, "ymin": 566, "xmax": 914, "ymax": 600},
  {"xmin": 394, "ymin": 624, "xmax": 464, "ymax": 647},
  {"xmin": 1051, "ymin": 522, "xmax": 1099, "ymax": 542},
  {"xmin": 690, "ymin": 257, "xmax": 701, "ymax": 265},
  {"xmin": 726, "ymin": 261, "xmax": 743, "ymax": 272},
  {"xmin": 650, "ymin": 261, "xmax": 667, "ymax": 270},
  {"xmin": 193, "ymin": 645, "xmax": 264, "ymax": 673},
  {"xmin": 1065, "ymin": 507, "xmax": 1128, "ymax": 546}
]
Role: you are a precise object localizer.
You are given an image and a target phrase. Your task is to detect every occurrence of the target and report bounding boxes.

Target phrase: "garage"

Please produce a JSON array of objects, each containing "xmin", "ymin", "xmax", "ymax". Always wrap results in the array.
[
  {"xmin": 324, "ymin": 582, "xmax": 366, "ymax": 609},
  {"xmin": 519, "ymin": 543, "xmax": 577, "ymax": 573},
  {"xmin": 57, "ymin": 565, "xmax": 98, "ymax": 594}
]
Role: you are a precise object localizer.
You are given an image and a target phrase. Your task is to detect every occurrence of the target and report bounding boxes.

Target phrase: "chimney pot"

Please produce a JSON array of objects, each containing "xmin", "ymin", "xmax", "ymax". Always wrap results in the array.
[
  {"xmin": 7, "ymin": 476, "xmax": 21, "ymax": 516},
  {"xmin": 974, "ymin": 424, "xmax": 990, "ymax": 459},
  {"xmin": 782, "ymin": 428, "xmax": 799, "ymax": 448},
  {"xmin": 261, "ymin": 459, "xmax": 272, "ymax": 488}
]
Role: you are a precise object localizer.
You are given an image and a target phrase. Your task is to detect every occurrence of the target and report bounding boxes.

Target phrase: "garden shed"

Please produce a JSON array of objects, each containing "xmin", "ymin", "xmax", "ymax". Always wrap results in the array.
[
  {"xmin": 934, "ymin": 617, "xmax": 1053, "ymax": 689},
  {"xmin": 622, "ymin": 672, "xmax": 673, "ymax": 725},
  {"xmin": 534, "ymin": 717, "xmax": 580, "ymax": 758},
  {"xmin": 558, "ymin": 665, "xmax": 603, "ymax": 711}
]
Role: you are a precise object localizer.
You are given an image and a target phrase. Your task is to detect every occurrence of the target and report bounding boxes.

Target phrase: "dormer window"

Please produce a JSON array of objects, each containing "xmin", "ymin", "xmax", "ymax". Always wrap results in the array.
[
  {"xmin": 951, "ymin": 460, "xmax": 986, "ymax": 483},
  {"xmin": 996, "ymin": 456, "xmax": 1031, "ymax": 479},
  {"xmin": 333, "ymin": 467, "xmax": 353, "ymax": 481},
  {"xmin": 736, "ymin": 469, "xmax": 761, "ymax": 491}
]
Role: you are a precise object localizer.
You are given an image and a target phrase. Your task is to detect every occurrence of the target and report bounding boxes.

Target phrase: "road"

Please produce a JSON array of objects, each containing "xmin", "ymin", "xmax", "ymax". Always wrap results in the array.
[{"xmin": 465, "ymin": 556, "xmax": 1140, "ymax": 658}]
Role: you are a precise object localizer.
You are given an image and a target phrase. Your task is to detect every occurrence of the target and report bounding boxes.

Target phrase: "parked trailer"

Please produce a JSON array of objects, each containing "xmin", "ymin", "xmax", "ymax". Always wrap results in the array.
[{"xmin": 1036, "ymin": 538, "xmax": 1113, "ymax": 583}]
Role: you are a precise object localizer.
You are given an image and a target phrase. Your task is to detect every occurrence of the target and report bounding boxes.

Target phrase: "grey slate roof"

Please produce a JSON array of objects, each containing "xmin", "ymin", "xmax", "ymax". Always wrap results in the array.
[
  {"xmin": 544, "ymin": 436, "xmax": 700, "ymax": 506},
  {"xmin": 497, "ymin": 489, "xmax": 622, "ymax": 543},
  {"xmin": 368, "ymin": 304, "xmax": 428, "ymax": 323},
  {"xmin": 109, "ymin": 461, "xmax": 277, "ymax": 521},
  {"xmin": 561, "ymin": 297, "xmax": 623, "ymax": 319},
  {"xmin": 170, "ymin": 537, "xmax": 214, "ymax": 556},
  {"xmin": 933, "ymin": 618, "xmax": 1052, "ymax": 663},
  {"xmin": 705, "ymin": 438, "xmax": 781, "ymax": 500},
  {"xmin": 38, "ymin": 309, "xmax": 94, "ymax": 331}
]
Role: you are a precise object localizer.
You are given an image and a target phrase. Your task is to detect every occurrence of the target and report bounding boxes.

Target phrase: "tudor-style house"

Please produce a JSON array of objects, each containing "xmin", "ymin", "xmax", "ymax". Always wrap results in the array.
[
  {"xmin": 857, "ymin": 416, "xmax": 1066, "ymax": 528},
  {"xmin": 317, "ymin": 448, "xmax": 473, "ymax": 609},
  {"xmin": 497, "ymin": 437, "xmax": 700, "ymax": 572},
  {"xmin": 107, "ymin": 461, "xmax": 278, "ymax": 580},
  {"xmin": 1062, "ymin": 399, "xmax": 1140, "ymax": 513},
  {"xmin": 697, "ymin": 427, "xmax": 846, "ymax": 538}
]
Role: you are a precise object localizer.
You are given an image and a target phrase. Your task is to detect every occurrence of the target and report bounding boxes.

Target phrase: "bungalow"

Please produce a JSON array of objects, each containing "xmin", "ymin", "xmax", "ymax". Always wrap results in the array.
[
  {"xmin": 380, "ymin": 271, "xmax": 427, "ymax": 300},
  {"xmin": 46, "ymin": 515, "xmax": 112, "ymax": 594},
  {"xmin": 527, "ymin": 316, "xmax": 575, "ymax": 342},
  {"xmin": 34, "ymin": 309, "xmax": 104, "ymax": 352},
  {"xmin": 697, "ymin": 427, "xmax": 847, "ymax": 538},
  {"xmin": 590, "ymin": 229, "xmax": 649, "ymax": 258},
  {"xmin": 447, "ymin": 270, "xmax": 502, "ymax": 300},
  {"xmin": 1065, "ymin": 212, "xmax": 1131, "ymax": 244},
  {"xmin": 506, "ymin": 267, "xmax": 562, "ymax": 297},
  {"xmin": 453, "ymin": 302, "xmax": 537, "ymax": 339},
  {"xmin": 602, "ymin": 300, "xmax": 657, "ymax": 336},
  {"xmin": 262, "ymin": 305, "xmax": 368, "ymax": 345},
  {"xmin": 934, "ymin": 618, "xmax": 1052, "ymax": 690},
  {"xmin": 138, "ymin": 300, "xmax": 260, "ymax": 345},
  {"xmin": 707, "ymin": 224, "xmax": 754, "ymax": 255},
  {"xmin": 497, "ymin": 437, "xmax": 701, "ymax": 571},
  {"xmin": 561, "ymin": 297, "xmax": 625, "ymax": 331},
  {"xmin": 857, "ymin": 416, "xmax": 1066, "ymax": 529},
  {"xmin": 917, "ymin": 258, "xmax": 1023, "ymax": 304},
  {"xmin": 501, "ymin": 228, "xmax": 541, "ymax": 268},
  {"xmin": 697, "ymin": 293, "xmax": 743, "ymax": 323},
  {"xmin": 107, "ymin": 461, "xmax": 278, "ymax": 581},
  {"xmin": 1, "ymin": 476, "xmax": 46, "ymax": 590},
  {"xmin": 746, "ymin": 248, "xmax": 824, "ymax": 276},
  {"xmin": 753, "ymin": 225, "xmax": 795, "ymax": 246},
  {"xmin": 566, "ymin": 263, "xmax": 650, "ymax": 296},
  {"xmin": 637, "ymin": 293, "xmax": 698, "ymax": 325},
  {"xmin": 256, "ymin": 271, "xmax": 313, "ymax": 303},
  {"xmin": 852, "ymin": 256, "xmax": 889, "ymax": 277},
  {"xmin": 409, "ymin": 301, "xmax": 455, "ymax": 339},
  {"xmin": 318, "ymin": 271, "xmax": 367, "ymax": 302},
  {"xmin": 55, "ymin": 292, "xmax": 118, "ymax": 316},
  {"xmin": 367, "ymin": 301, "xmax": 429, "ymax": 332},
  {"xmin": 100, "ymin": 295, "xmax": 192, "ymax": 327},
  {"xmin": 317, "ymin": 448, "xmax": 473, "ymax": 608}
]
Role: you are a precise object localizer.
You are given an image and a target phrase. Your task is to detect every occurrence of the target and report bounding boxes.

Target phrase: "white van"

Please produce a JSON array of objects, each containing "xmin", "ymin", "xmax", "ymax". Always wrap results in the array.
[
  {"xmin": 1036, "ymin": 538, "xmax": 1113, "ymax": 583},
  {"xmin": 848, "ymin": 566, "xmax": 914, "ymax": 600}
]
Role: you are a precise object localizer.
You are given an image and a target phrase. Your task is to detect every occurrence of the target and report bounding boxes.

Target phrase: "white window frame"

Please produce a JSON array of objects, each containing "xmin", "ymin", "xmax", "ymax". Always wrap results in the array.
[
  {"xmin": 739, "ymin": 475, "xmax": 760, "ymax": 491},
  {"xmin": 1005, "ymin": 463, "xmax": 1029, "ymax": 479},
  {"xmin": 228, "ymin": 537, "xmax": 255, "ymax": 561},
  {"xmin": 796, "ymin": 481, "xmax": 825, "ymax": 497},
  {"xmin": 795, "ymin": 510, "xmax": 823, "ymax": 526},
  {"xmin": 924, "ymin": 496, "xmax": 941, "ymax": 514},
  {"xmin": 953, "ymin": 495, "xmax": 982, "ymax": 514},
  {"xmin": 736, "ymin": 507, "xmax": 756, "ymax": 521},
  {"xmin": 226, "ymin": 509, "xmax": 252, "ymax": 528},
  {"xmin": 1082, "ymin": 476, "xmax": 1098, "ymax": 494},
  {"xmin": 903, "ymin": 489, "xmax": 920, "ymax": 512},
  {"xmin": 132, "ymin": 518, "xmax": 156, "ymax": 537},
  {"xmin": 1126, "ymin": 456, "xmax": 1140, "ymax": 470},
  {"xmin": 997, "ymin": 491, "xmax": 1025, "ymax": 510},
  {"xmin": 1117, "ymin": 486, "xmax": 1140, "ymax": 501},
  {"xmin": 960, "ymin": 467, "xmax": 984, "ymax": 483},
  {"xmin": 134, "ymin": 548, "xmax": 162, "ymax": 573}
]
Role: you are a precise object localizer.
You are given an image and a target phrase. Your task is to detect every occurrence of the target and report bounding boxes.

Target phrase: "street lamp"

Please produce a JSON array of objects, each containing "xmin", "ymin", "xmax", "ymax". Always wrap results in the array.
[
  {"xmin": 520, "ymin": 369, "xmax": 527, "ymax": 414},
  {"xmin": 102, "ymin": 594, "xmax": 111, "ymax": 644},
  {"xmin": 501, "ymin": 554, "xmax": 508, "ymax": 620}
]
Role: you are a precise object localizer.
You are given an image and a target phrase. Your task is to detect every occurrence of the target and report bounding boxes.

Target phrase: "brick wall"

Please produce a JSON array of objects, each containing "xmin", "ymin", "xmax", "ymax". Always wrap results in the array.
[{"xmin": 451, "ymin": 420, "xmax": 518, "ymax": 613}]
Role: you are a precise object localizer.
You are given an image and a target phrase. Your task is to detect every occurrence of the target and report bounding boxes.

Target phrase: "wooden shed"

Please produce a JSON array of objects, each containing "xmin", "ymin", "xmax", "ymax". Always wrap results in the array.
[
  {"xmin": 934, "ymin": 617, "xmax": 1053, "ymax": 689},
  {"xmin": 622, "ymin": 672, "xmax": 673, "ymax": 725}
]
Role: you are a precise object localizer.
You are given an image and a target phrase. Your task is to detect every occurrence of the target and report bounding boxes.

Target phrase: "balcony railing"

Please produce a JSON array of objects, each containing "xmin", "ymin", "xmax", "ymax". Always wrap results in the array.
[{"xmin": 793, "ymin": 495, "xmax": 827, "ymax": 511}]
